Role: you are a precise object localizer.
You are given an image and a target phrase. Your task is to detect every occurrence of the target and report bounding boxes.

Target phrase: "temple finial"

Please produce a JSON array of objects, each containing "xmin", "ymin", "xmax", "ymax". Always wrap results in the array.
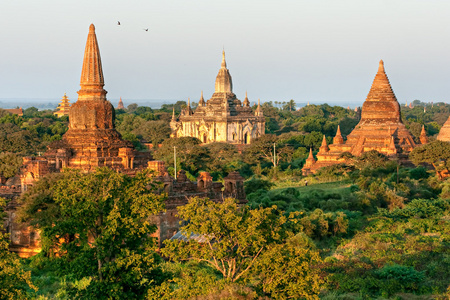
[
  {"xmin": 172, "ymin": 107, "xmax": 175, "ymax": 120},
  {"xmin": 187, "ymin": 97, "xmax": 191, "ymax": 107},
  {"xmin": 221, "ymin": 49, "xmax": 227, "ymax": 68},
  {"xmin": 89, "ymin": 24, "xmax": 95, "ymax": 32},
  {"xmin": 378, "ymin": 59, "xmax": 385, "ymax": 73}
]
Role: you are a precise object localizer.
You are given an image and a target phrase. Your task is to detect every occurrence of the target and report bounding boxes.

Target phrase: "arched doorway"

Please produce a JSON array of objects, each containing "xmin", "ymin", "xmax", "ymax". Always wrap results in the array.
[{"xmin": 202, "ymin": 134, "xmax": 207, "ymax": 143}]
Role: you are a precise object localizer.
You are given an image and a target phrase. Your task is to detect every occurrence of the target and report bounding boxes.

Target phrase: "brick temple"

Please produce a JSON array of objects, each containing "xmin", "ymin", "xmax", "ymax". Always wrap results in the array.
[{"xmin": 303, "ymin": 60, "xmax": 421, "ymax": 175}]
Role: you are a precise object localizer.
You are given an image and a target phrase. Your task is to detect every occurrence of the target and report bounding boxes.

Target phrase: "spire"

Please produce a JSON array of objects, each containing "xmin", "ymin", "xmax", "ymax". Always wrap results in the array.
[
  {"xmin": 199, "ymin": 91, "xmax": 205, "ymax": 107},
  {"xmin": 214, "ymin": 50, "xmax": 233, "ymax": 93},
  {"xmin": 172, "ymin": 107, "xmax": 176, "ymax": 120},
  {"xmin": 420, "ymin": 125, "xmax": 428, "ymax": 144},
  {"xmin": 360, "ymin": 60, "xmax": 401, "ymax": 123},
  {"xmin": 333, "ymin": 125, "xmax": 344, "ymax": 145},
  {"xmin": 117, "ymin": 97, "xmax": 124, "ymax": 109},
  {"xmin": 319, "ymin": 135, "xmax": 329, "ymax": 153},
  {"xmin": 185, "ymin": 98, "xmax": 193, "ymax": 116},
  {"xmin": 378, "ymin": 59, "xmax": 385, "ymax": 73},
  {"xmin": 304, "ymin": 147, "xmax": 316, "ymax": 168},
  {"xmin": 221, "ymin": 50, "xmax": 227, "ymax": 68},
  {"xmin": 78, "ymin": 24, "xmax": 106, "ymax": 101},
  {"xmin": 243, "ymin": 91, "xmax": 250, "ymax": 107},
  {"xmin": 255, "ymin": 98, "xmax": 263, "ymax": 116},
  {"xmin": 388, "ymin": 135, "xmax": 397, "ymax": 154}
]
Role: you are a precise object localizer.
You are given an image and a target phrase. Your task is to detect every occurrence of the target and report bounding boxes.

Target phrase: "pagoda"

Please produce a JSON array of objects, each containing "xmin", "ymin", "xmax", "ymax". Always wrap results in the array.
[
  {"xmin": 437, "ymin": 116, "xmax": 450, "ymax": 142},
  {"xmin": 303, "ymin": 60, "xmax": 416, "ymax": 175},
  {"xmin": 45, "ymin": 24, "xmax": 151, "ymax": 171},
  {"xmin": 53, "ymin": 93, "xmax": 71, "ymax": 117},
  {"xmin": 117, "ymin": 97, "xmax": 125, "ymax": 110},
  {"xmin": 170, "ymin": 51, "xmax": 265, "ymax": 144}
]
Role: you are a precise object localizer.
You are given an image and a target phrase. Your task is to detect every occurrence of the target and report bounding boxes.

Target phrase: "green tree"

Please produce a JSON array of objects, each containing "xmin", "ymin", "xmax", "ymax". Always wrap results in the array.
[
  {"xmin": 203, "ymin": 142, "xmax": 241, "ymax": 179},
  {"xmin": 0, "ymin": 152, "xmax": 22, "ymax": 179},
  {"xmin": 134, "ymin": 120, "xmax": 171, "ymax": 145},
  {"xmin": 410, "ymin": 140, "xmax": 450, "ymax": 179},
  {"xmin": 162, "ymin": 197, "xmax": 289, "ymax": 283},
  {"xmin": 255, "ymin": 233, "xmax": 323, "ymax": 300},
  {"xmin": 18, "ymin": 168, "xmax": 166, "ymax": 298},
  {"xmin": 153, "ymin": 137, "xmax": 208, "ymax": 176},
  {"xmin": 243, "ymin": 134, "xmax": 293, "ymax": 167}
]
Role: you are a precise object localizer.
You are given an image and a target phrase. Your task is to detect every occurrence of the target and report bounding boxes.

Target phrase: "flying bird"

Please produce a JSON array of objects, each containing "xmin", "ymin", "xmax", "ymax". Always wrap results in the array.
[
  {"xmin": 117, "ymin": 21, "xmax": 121, "ymax": 25},
  {"xmin": 144, "ymin": 28, "xmax": 148, "ymax": 31}
]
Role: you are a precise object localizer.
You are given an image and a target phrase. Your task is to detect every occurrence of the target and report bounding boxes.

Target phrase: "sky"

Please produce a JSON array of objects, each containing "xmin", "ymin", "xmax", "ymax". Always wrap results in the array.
[{"xmin": 0, "ymin": 0, "xmax": 449, "ymax": 108}]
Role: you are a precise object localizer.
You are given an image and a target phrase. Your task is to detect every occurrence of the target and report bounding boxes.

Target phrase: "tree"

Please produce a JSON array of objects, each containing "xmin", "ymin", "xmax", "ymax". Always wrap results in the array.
[
  {"xmin": 0, "ymin": 198, "xmax": 37, "ymax": 299},
  {"xmin": 0, "ymin": 152, "xmax": 22, "ymax": 180},
  {"xmin": 255, "ymin": 233, "xmax": 323, "ymax": 299},
  {"xmin": 203, "ymin": 142, "xmax": 241, "ymax": 179},
  {"xmin": 134, "ymin": 120, "xmax": 171, "ymax": 145},
  {"xmin": 18, "ymin": 168, "xmax": 166, "ymax": 298},
  {"xmin": 410, "ymin": 140, "xmax": 450, "ymax": 179},
  {"xmin": 153, "ymin": 137, "xmax": 209, "ymax": 176},
  {"xmin": 243, "ymin": 134, "xmax": 293, "ymax": 167},
  {"xmin": 162, "ymin": 197, "xmax": 289, "ymax": 283},
  {"xmin": 161, "ymin": 197, "xmax": 324, "ymax": 299}
]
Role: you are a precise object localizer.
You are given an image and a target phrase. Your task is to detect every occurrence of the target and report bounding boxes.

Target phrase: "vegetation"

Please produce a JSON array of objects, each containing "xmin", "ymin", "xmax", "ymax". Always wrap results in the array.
[{"xmin": 0, "ymin": 101, "xmax": 450, "ymax": 298}]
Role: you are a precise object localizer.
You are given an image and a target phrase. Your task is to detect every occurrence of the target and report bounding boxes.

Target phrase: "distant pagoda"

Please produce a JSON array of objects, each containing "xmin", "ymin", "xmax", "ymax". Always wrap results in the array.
[
  {"xmin": 53, "ymin": 93, "xmax": 71, "ymax": 117},
  {"xmin": 303, "ymin": 60, "xmax": 419, "ymax": 175},
  {"xmin": 117, "ymin": 97, "xmax": 124, "ymax": 110}
]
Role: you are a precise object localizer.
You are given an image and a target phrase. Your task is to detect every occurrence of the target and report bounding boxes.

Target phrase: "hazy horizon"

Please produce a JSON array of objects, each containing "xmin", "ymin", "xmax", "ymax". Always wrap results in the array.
[{"xmin": 1, "ymin": 1, "xmax": 449, "ymax": 106}]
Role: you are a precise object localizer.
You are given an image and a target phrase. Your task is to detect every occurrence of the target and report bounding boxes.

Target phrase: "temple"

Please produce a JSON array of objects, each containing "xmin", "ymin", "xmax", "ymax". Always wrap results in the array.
[
  {"xmin": 117, "ymin": 97, "xmax": 124, "ymax": 110},
  {"xmin": 437, "ymin": 116, "xmax": 450, "ymax": 142},
  {"xmin": 303, "ymin": 60, "xmax": 419, "ymax": 175},
  {"xmin": 42, "ymin": 24, "xmax": 151, "ymax": 173},
  {"xmin": 170, "ymin": 51, "xmax": 265, "ymax": 144},
  {"xmin": 6, "ymin": 25, "xmax": 247, "ymax": 257},
  {"xmin": 53, "ymin": 93, "xmax": 71, "ymax": 117}
]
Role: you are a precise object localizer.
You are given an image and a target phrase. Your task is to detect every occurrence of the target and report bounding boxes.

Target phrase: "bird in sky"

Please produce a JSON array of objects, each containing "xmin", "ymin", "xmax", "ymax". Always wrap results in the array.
[
  {"xmin": 117, "ymin": 21, "xmax": 121, "ymax": 25},
  {"xmin": 144, "ymin": 28, "xmax": 148, "ymax": 31}
]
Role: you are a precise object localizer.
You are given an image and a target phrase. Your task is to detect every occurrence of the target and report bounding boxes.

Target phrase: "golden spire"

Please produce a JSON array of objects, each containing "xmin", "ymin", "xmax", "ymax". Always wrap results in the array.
[
  {"xmin": 221, "ymin": 50, "xmax": 227, "ymax": 68},
  {"xmin": 243, "ymin": 91, "xmax": 250, "ymax": 107},
  {"xmin": 378, "ymin": 59, "xmax": 385, "ymax": 73},
  {"xmin": 199, "ymin": 91, "xmax": 205, "ymax": 106},
  {"xmin": 308, "ymin": 148, "xmax": 314, "ymax": 159},
  {"xmin": 255, "ymin": 98, "xmax": 263, "ymax": 116},
  {"xmin": 78, "ymin": 24, "xmax": 107, "ymax": 101},
  {"xmin": 215, "ymin": 50, "xmax": 233, "ymax": 93},
  {"xmin": 333, "ymin": 125, "xmax": 344, "ymax": 145},
  {"xmin": 319, "ymin": 135, "xmax": 329, "ymax": 153},
  {"xmin": 420, "ymin": 125, "xmax": 428, "ymax": 144}
]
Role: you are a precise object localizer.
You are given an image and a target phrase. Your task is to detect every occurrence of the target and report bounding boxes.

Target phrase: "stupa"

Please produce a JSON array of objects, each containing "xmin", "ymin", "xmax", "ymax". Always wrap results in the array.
[
  {"xmin": 117, "ymin": 97, "xmax": 125, "ymax": 110},
  {"xmin": 170, "ymin": 51, "xmax": 265, "ymax": 144},
  {"xmin": 53, "ymin": 93, "xmax": 71, "ymax": 117},
  {"xmin": 303, "ymin": 60, "xmax": 417, "ymax": 175},
  {"xmin": 437, "ymin": 117, "xmax": 450, "ymax": 142},
  {"xmin": 45, "ymin": 24, "xmax": 151, "ymax": 171}
]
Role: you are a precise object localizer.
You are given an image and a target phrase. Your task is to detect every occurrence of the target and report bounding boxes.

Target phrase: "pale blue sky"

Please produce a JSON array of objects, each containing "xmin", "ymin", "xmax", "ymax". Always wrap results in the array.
[{"xmin": 0, "ymin": 0, "xmax": 449, "ymax": 107}]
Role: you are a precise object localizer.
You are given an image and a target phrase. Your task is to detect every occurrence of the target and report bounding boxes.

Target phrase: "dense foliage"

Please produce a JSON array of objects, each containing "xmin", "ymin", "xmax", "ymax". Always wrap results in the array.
[{"xmin": 1, "ymin": 100, "xmax": 450, "ymax": 298}]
